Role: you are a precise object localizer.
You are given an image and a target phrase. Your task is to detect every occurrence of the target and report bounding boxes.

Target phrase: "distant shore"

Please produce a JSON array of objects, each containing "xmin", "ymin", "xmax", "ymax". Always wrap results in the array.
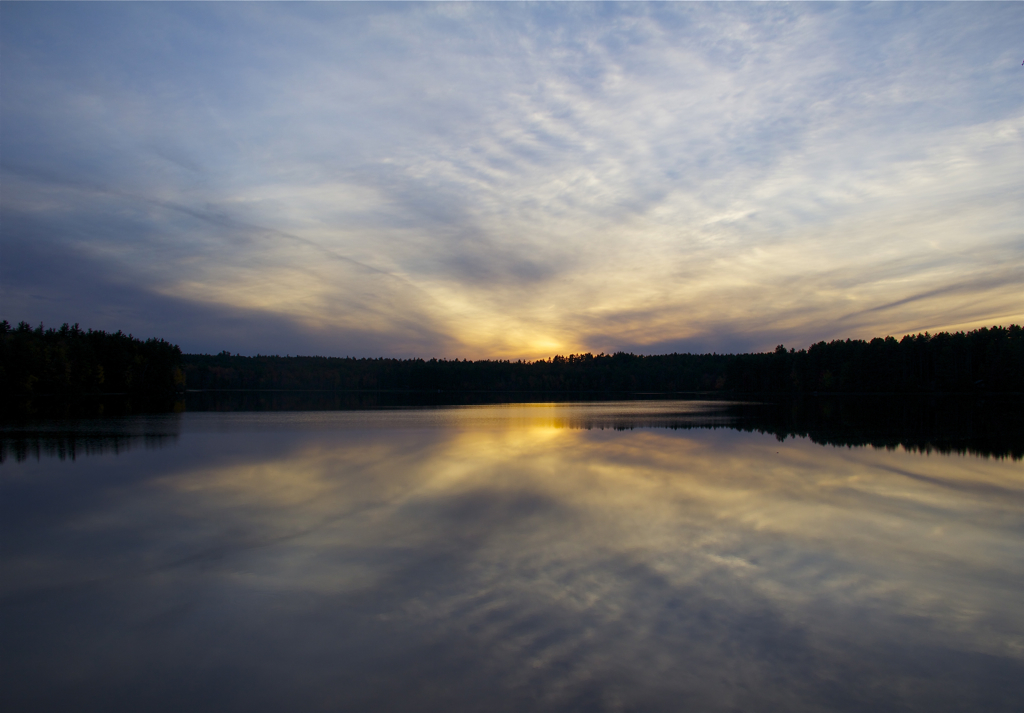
[
  {"xmin": 3, "ymin": 320, "xmax": 1022, "ymax": 397},
  {"xmin": 182, "ymin": 325, "xmax": 1022, "ymax": 395}
]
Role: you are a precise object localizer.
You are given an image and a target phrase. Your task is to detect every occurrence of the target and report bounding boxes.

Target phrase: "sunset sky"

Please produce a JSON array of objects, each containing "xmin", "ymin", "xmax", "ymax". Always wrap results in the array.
[{"xmin": 2, "ymin": 3, "xmax": 1022, "ymax": 359}]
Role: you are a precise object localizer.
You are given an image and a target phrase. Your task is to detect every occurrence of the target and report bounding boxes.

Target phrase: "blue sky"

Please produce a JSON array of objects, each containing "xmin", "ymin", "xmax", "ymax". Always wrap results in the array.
[{"xmin": 2, "ymin": 3, "xmax": 1021, "ymax": 358}]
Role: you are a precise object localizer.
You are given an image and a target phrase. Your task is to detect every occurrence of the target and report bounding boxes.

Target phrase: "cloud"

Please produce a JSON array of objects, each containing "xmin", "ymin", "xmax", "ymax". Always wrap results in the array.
[
  {"xmin": 2, "ymin": 228, "xmax": 459, "ymax": 357},
  {"xmin": 2, "ymin": 3, "xmax": 1022, "ymax": 357}
]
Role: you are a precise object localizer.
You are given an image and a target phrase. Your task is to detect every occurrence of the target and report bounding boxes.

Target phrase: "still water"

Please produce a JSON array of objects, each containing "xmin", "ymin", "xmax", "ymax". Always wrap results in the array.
[{"xmin": 3, "ymin": 401, "xmax": 1023, "ymax": 712}]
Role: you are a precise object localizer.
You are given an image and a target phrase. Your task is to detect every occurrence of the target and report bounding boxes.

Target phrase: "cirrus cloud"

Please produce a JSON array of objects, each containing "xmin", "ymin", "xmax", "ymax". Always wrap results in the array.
[{"xmin": 2, "ymin": 3, "xmax": 1021, "ymax": 357}]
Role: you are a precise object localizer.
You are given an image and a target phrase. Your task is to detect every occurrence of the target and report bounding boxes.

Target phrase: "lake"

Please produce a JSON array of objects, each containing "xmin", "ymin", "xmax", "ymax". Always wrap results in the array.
[{"xmin": 2, "ymin": 399, "xmax": 1022, "ymax": 712}]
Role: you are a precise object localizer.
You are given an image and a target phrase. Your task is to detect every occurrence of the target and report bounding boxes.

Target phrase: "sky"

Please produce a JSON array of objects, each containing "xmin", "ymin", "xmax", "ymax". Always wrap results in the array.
[{"xmin": 1, "ymin": 2, "xmax": 1022, "ymax": 359}]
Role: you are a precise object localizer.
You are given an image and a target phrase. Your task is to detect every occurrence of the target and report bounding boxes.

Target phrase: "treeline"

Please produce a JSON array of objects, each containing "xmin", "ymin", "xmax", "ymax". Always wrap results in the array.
[
  {"xmin": 183, "ymin": 351, "xmax": 731, "ymax": 393},
  {"xmin": 184, "ymin": 325, "xmax": 1022, "ymax": 394},
  {"xmin": 0, "ymin": 321, "xmax": 183, "ymax": 396},
  {"xmin": 3, "ymin": 320, "xmax": 1019, "ymax": 396}
]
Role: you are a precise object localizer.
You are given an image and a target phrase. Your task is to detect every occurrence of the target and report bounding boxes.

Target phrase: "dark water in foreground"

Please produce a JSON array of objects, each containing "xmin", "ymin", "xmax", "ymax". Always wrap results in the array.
[{"xmin": 2, "ymin": 400, "xmax": 1023, "ymax": 712}]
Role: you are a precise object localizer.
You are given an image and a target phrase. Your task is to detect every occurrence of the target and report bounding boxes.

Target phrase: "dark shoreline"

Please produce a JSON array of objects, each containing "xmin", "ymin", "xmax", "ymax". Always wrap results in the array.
[
  {"xmin": 182, "ymin": 325, "xmax": 1024, "ymax": 396},
  {"xmin": 5, "ymin": 322, "xmax": 1021, "ymax": 399}
]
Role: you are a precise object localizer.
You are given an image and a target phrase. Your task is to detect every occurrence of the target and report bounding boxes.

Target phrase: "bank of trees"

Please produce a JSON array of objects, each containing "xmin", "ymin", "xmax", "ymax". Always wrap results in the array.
[
  {"xmin": 182, "ymin": 350, "xmax": 728, "ymax": 392},
  {"xmin": 3, "ymin": 320, "xmax": 1018, "ymax": 396},
  {"xmin": 183, "ymin": 325, "xmax": 1022, "ymax": 394},
  {"xmin": 0, "ymin": 321, "xmax": 183, "ymax": 396},
  {"xmin": 727, "ymin": 325, "xmax": 1023, "ymax": 393}
]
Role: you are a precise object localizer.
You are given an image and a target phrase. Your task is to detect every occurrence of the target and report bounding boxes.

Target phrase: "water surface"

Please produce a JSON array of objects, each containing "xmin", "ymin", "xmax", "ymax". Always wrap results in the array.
[{"xmin": 3, "ymin": 401, "xmax": 1022, "ymax": 712}]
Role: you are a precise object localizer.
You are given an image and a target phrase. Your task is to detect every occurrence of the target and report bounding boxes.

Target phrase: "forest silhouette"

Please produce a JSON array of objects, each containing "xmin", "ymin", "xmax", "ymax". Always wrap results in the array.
[
  {"xmin": 2, "ymin": 320, "xmax": 1021, "ymax": 397},
  {"xmin": 1, "ymin": 320, "xmax": 183, "ymax": 397},
  {"xmin": 3, "ymin": 320, "xmax": 1021, "ymax": 459},
  {"xmin": 184, "ymin": 325, "xmax": 1022, "ymax": 395}
]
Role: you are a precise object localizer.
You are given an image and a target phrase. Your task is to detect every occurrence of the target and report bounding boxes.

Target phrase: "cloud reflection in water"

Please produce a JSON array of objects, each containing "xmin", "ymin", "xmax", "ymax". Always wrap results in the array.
[{"xmin": 2, "ymin": 406, "xmax": 1022, "ymax": 711}]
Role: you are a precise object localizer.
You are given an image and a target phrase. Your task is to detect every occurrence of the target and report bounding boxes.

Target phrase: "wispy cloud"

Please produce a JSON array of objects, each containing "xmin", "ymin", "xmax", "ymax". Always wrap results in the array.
[{"xmin": 2, "ymin": 3, "xmax": 1021, "ymax": 356}]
